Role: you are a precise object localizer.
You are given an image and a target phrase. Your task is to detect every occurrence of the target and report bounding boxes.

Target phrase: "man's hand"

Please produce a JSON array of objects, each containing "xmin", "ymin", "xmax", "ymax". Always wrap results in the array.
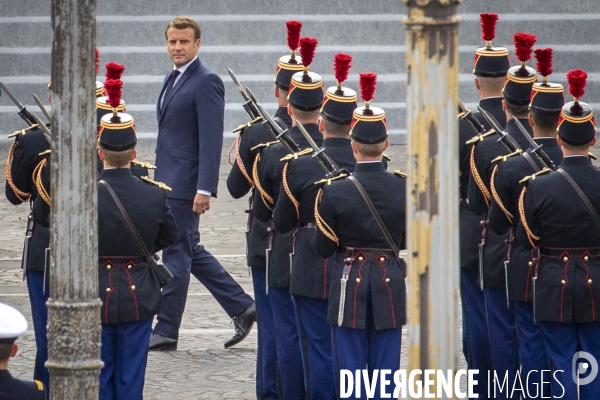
[{"xmin": 193, "ymin": 193, "xmax": 211, "ymax": 214}]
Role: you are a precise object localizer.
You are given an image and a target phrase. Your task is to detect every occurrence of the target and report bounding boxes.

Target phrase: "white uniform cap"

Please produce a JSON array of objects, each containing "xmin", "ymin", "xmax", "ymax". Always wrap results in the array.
[{"xmin": 0, "ymin": 303, "xmax": 28, "ymax": 342}]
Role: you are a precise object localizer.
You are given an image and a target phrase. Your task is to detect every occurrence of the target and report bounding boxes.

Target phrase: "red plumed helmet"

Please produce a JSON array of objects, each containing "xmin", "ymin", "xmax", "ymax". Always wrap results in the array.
[
  {"xmin": 513, "ymin": 32, "xmax": 536, "ymax": 64},
  {"xmin": 105, "ymin": 62, "xmax": 125, "ymax": 81},
  {"xmin": 104, "ymin": 79, "xmax": 123, "ymax": 110},
  {"xmin": 534, "ymin": 48, "xmax": 553, "ymax": 83},
  {"xmin": 286, "ymin": 21, "xmax": 302, "ymax": 52},
  {"xmin": 299, "ymin": 37, "xmax": 318, "ymax": 68},
  {"xmin": 480, "ymin": 13, "xmax": 499, "ymax": 43},
  {"xmin": 95, "ymin": 48, "xmax": 100, "ymax": 74},
  {"xmin": 333, "ymin": 54, "xmax": 352, "ymax": 87},
  {"xmin": 567, "ymin": 69, "xmax": 587, "ymax": 100},
  {"xmin": 359, "ymin": 73, "xmax": 377, "ymax": 104}
]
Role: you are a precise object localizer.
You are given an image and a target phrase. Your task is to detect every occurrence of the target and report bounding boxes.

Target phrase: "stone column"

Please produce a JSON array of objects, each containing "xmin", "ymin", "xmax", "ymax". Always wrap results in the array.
[
  {"xmin": 403, "ymin": 1, "xmax": 461, "ymax": 398},
  {"xmin": 46, "ymin": 0, "xmax": 102, "ymax": 399}
]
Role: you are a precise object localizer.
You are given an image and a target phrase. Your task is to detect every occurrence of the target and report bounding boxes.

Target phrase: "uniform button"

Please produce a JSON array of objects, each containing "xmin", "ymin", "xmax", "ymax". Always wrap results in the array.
[
  {"xmin": 563, "ymin": 257, "xmax": 569, "ymax": 262},
  {"xmin": 379, "ymin": 257, "xmax": 386, "ymax": 262},
  {"xmin": 561, "ymin": 280, "xmax": 566, "ymax": 285},
  {"xmin": 131, "ymin": 285, "xmax": 136, "ymax": 291},
  {"xmin": 385, "ymin": 278, "xmax": 390, "ymax": 283},
  {"xmin": 355, "ymin": 278, "xmax": 361, "ymax": 283},
  {"xmin": 106, "ymin": 265, "xmax": 111, "ymax": 270},
  {"xmin": 127, "ymin": 265, "xmax": 132, "ymax": 269},
  {"xmin": 528, "ymin": 261, "xmax": 533, "ymax": 267},
  {"xmin": 358, "ymin": 256, "xmax": 364, "ymax": 261},
  {"xmin": 584, "ymin": 256, "xmax": 590, "ymax": 261},
  {"xmin": 589, "ymin": 279, "xmax": 593, "ymax": 285},
  {"xmin": 106, "ymin": 288, "xmax": 111, "ymax": 292}
]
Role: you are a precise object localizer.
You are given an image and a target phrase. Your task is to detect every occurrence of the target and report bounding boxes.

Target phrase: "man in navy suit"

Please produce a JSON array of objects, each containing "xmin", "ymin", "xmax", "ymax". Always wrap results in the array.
[{"xmin": 150, "ymin": 16, "xmax": 255, "ymax": 351}]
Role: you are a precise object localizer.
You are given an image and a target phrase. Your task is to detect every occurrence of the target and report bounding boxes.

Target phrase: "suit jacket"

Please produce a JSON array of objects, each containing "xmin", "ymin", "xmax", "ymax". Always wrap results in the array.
[
  {"xmin": 98, "ymin": 168, "xmax": 177, "ymax": 324},
  {"xmin": 155, "ymin": 57, "xmax": 225, "ymax": 199},
  {"xmin": 517, "ymin": 156, "xmax": 600, "ymax": 323},
  {"xmin": 0, "ymin": 370, "xmax": 44, "ymax": 400},
  {"xmin": 314, "ymin": 162, "xmax": 407, "ymax": 330}
]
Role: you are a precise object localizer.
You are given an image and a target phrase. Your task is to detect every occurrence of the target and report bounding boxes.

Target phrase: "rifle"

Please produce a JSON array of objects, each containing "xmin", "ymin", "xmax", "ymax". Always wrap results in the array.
[
  {"xmin": 477, "ymin": 107, "xmax": 521, "ymax": 154},
  {"xmin": 512, "ymin": 116, "xmax": 556, "ymax": 170},
  {"xmin": 295, "ymin": 120, "xmax": 348, "ymax": 179},
  {"xmin": 228, "ymin": 68, "xmax": 261, "ymax": 121},
  {"xmin": 458, "ymin": 98, "xmax": 486, "ymax": 136}
]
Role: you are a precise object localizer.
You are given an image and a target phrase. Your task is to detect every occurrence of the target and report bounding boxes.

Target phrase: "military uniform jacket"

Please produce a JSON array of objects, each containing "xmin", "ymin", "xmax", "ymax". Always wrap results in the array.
[
  {"xmin": 98, "ymin": 168, "xmax": 177, "ymax": 324},
  {"xmin": 489, "ymin": 138, "xmax": 562, "ymax": 302},
  {"xmin": 517, "ymin": 156, "xmax": 600, "ymax": 323},
  {"xmin": 226, "ymin": 107, "xmax": 291, "ymax": 269},
  {"xmin": 0, "ymin": 370, "xmax": 45, "ymax": 400},
  {"xmin": 273, "ymin": 137, "xmax": 356, "ymax": 299},
  {"xmin": 469, "ymin": 116, "xmax": 533, "ymax": 288},
  {"xmin": 4, "ymin": 127, "xmax": 51, "ymax": 273},
  {"xmin": 314, "ymin": 162, "xmax": 407, "ymax": 330},
  {"xmin": 459, "ymin": 97, "xmax": 505, "ymax": 270},
  {"xmin": 253, "ymin": 123, "xmax": 323, "ymax": 289}
]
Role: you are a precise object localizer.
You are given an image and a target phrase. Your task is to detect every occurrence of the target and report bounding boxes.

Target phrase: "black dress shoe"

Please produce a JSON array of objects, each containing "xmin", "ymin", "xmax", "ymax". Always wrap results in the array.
[
  {"xmin": 148, "ymin": 332, "xmax": 178, "ymax": 351},
  {"xmin": 224, "ymin": 303, "xmax": 256, "ymax": 349}
]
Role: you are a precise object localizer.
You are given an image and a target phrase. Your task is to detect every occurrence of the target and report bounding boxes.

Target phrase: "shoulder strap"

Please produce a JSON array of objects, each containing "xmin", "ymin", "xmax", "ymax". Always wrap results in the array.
[
  {"xmin": 347, "ymin": 175, "xmax": 400, "ymax": 257},
  {"xmin": 98, "ymin": 180, "xmax": 153, "ymax": 261},
  {"xmin": 556, "ymin": 168, "xmax": 600, "ymax": 229},
  {"xmin": 521, "ymin": 151, "xmax": 541, "ymax": 173}
]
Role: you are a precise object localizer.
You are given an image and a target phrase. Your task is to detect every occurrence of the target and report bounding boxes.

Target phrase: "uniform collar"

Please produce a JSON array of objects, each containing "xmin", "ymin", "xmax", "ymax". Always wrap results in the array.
[
  {"xmin": 0, "ymin": 370, "xmax": 11, "ymax": 379},
  {"xmin": 533, "ymin": 137, "xmax": 559, "ymax": 147},
  {"xmin": 354, "ymin": 161, "xmax": 385, "ymax": 173},
  {"xmin": 323, "ymin": 137, "xmax": 351, "ymax": 147},
  {"xmin": 99, "ymin": 168, "xmax": 134, "ymax": 179},
  {"xmin": 479, "ymin": 97, "xmax": 503, "ymax": 109},
  {"xmin": 560, "ymin": 155, "xmax": 593, "ymax": 167}
]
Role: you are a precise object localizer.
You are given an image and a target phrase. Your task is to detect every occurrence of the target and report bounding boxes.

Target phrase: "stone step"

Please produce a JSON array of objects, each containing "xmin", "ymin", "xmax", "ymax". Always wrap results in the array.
[{"xmin": 2, "ymin": 15, "xmax": 599, "ymax": 47}]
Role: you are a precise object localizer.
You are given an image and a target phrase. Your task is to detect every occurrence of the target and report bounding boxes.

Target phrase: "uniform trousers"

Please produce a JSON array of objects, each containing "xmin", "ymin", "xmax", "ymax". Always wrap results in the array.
[
  {"xmin": 251, "ymin": 268, "xmax": 279, "ymax": 400},
  {"xmin": 154, "ymin": 198, "xmax": 253, "ymax": 340},
  {"xmin": 541, "ymin": 321, "xmax": 600, "ymax": 400},
  {"xmin": 100, "ymin": 318, "xmax": 152, "ymax": 400},
  {"xmin": 460, "ymin": 268, "xmax": 491, "ymax": 399},
  {"xmin": 483, "ymin": 287, "xmax": 519, "ymax": 400},
  {"xmin": 513, "ymin": 301, "xmax": 551, "ymax": 399},
  {"xmin": 331, "ymin": 281, "xmax": 402, "ymax": 400},
  {"xmin": 293, "ymin": 295, "xmax": 336, "ymax": 400},
  {"xmin": 269, "ymin": 287, "xmax": 305, "ymax": 399},
  {"xmin": 26, "ymin": 270, "xmax": 49, "ymax": 397}
]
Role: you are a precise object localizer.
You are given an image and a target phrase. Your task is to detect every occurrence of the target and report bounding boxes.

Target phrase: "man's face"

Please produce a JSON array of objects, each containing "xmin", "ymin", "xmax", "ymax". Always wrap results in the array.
[{"xmin": 166, "ymin": 27, "xmax": 200, "ymax": 68}]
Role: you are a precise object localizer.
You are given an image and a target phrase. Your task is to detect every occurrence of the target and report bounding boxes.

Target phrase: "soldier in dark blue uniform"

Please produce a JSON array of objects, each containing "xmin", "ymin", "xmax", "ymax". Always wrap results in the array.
[
  {"xmin": 252, "ymin": 38, "xmax": 323, "ymax": 399},
  {"xmin": 517, "ymin": 70, "xmax": 600, "ymax": 399},
  {"xmin": 0, "ymin": 302, "xmax": 45, "ymax": 400},
  {"xmin": 4, "ymin": 114, "xmax": 51, "ymax": 394},
  {"xmin": 468, "ymin": 32, "xmax": 538, "ymax": 398},
  {"xmin": 458, "ymin": 14, "xmax": 509, "ymax": 396},
  {"xmin": 489, "ymin": 57, "xmax": 564, "ymax": 397},
  {"xmin": 271, "ymin": 53, "xmax": 357, "ymax": 400},
  {"xmin": 314, "ymin": 74, "xmax": 407, "ymax": 399},
  {"xmin": 96, "ymin": 105, "xmax": 177, "ymax": 400}
]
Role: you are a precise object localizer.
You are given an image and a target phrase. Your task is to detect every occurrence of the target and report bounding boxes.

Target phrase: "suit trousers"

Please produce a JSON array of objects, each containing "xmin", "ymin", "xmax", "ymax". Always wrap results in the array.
[
  {"xmin": 154, "ymin": 198, "xmax": 253, "ymax": 340},
  {"xmin": 460, "ymin": 268, "xmax": 491, "ymax": 399},
  {"xmin": 293, "ymin": 295, "xmax": 336, "ymax": 400},
  {"xmin": 26, "ymin": 270, "xmax": 49, "ymax": 397},
  {"xmin": 541, "ymin": 321, "xmax": 600, "ymax": 400},
  {"xmin": 100, "ymin": 318, "xmax": 152, "ymax": 400},
  {"xmin": 251, "ymin": 268, "xmax": 279, "ymax": 400}
]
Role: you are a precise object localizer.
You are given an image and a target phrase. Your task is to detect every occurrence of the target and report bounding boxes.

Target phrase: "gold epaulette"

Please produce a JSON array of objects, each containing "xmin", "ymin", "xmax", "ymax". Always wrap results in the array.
[
  {"xmin": 282, "ymin": 162, "xmax": 299, "ymax": 219},
  {"xmin": 131, "ymin": 159, "xmax": 156, "ymax": 169},
  {"xmin": 519, "ymin": 167, "xmax": 551, "ymax": 184},
  {"xmin": 141, "ymin": 176, "xmax": 172, "ymax": 191},
  {"xmin": 6, "ymin": 141, "xmax": 30, "ymax": 202},
  {"xmin": 33, "ymin": 158, "xmax": 50, "ymax": 205},
  {"xmin": 382, "ymin": 153, "xmax": 391, "ymax": 161},
  {"xmin": 232, "ymin": 116, "xmax": 263, "ymax": 134},
  {"xmin": 393, "ymin": 169, "xmax": 407, "ymax": 178},
  {"xmin": 491, "ymin": 149, "xmax": 522, "ymax": 164},
  {"xmin": 280, "ymin": 148, "xmax": 313, "ymax": 162},
  {"xmin": 465, "ymin": 129, "xmax": 495, "ymax": 145},
  {"xmin": 314, "ymin": 173, "xmax": 348, "ymax": 186},
  {"xmin": 34, "ymin": 380, "xmax": 43, "ymax": 391},
  {"xmin": 589, "ymin": 152, "xmax": 597, "ymax": 160},
  {"xmin": 8, "ymin": 123, "xmax": 39, "ymax": 138},
  {"xmin": 39, "ymin": 150, "xmax": 51, "ymax": 156},
  {"xmin": 250, "ymin": 140, "xmax": 279, "ymax": 152}
]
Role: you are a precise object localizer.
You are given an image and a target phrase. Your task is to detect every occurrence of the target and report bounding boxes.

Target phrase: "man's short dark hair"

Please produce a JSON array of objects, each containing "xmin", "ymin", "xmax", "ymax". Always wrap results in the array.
[
  {"xmin": 0, "ymin": 343, "xmax": 14, "ymax": 361},
  {"xmin": 504, "ymin": 100, "xmax": 529, "ymax": 119},
  {"xmin": 322, "ymin": 119, "xmax": 350, "ymax": 137},
  {"xmin": 531, "ymin": 111, "xmax": 560, "ymax": 131},
  {"xmin": 102, "ymin": 148, "xmax": 135, "ymax": 168},
  {"xmin": 477, "ymin": 76, "xmax": 506, "ymax": 94},
  {"xmin": 354, "ymin": 141, "xmax": 386, "ymax": 158},
  {"xmin": 289, "ymin": 105, "xmax": 320, "ymax": 124},
  {"xmin": 560, "ymin": 137, "xmax": 594, "ymax": 151},
  {"xmin": 165, "ymin": 16, "xmax": 201, "ymax": 41}
]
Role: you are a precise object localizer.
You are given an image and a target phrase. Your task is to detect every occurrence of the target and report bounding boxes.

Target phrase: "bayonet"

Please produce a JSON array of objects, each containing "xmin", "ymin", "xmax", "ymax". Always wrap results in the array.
[
  {"xmin": 338, "ymin": 257, "xmax": 354, "ymax": 327},
  {"xmin": 33, "ymin": 94, "xmax": 52, "ymax": 124},
  {"xmin": 296, "ymin": 120, "xmax": 347, "ymax": 179},
  {"xmin": 477, "ymin": 106, "xmax": 521, "ymax": 154},
  {"xmin": 30, "ymin": 114, "xmax": 52, "ymax": 144},
  {"xmin": 512, "ymin": 116, "xmax": 556, "ymax": 170},
  {"xmin": 0, "ymin": 81, "xmax": 37, "ymax": 126},
  {"xmin": 246, "ymin": 88, "xmax": 300, "ymax": 153},
  {"xmin": 228, "ymin": 68, "xmax": 261, "ymax": 120}
]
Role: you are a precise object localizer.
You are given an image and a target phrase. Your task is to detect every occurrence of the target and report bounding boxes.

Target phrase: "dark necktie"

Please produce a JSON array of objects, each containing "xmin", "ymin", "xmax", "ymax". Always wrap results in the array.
[{"xmin": 162, "ymin": 69, "xmax": 180, "ymax": 110}]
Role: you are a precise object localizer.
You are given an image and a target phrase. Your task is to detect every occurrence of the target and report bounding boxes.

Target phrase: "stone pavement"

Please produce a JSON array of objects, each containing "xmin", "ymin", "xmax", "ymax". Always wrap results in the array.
[{"xmin": 0, "ymin": 140, "xmax": 412, "ymax": 399}]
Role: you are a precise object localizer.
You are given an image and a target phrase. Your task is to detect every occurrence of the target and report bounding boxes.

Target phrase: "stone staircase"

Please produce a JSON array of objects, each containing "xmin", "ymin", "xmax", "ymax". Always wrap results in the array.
[{"xmin": 1, "ymin": 0, "xmax": 598, "ymax": 144}]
